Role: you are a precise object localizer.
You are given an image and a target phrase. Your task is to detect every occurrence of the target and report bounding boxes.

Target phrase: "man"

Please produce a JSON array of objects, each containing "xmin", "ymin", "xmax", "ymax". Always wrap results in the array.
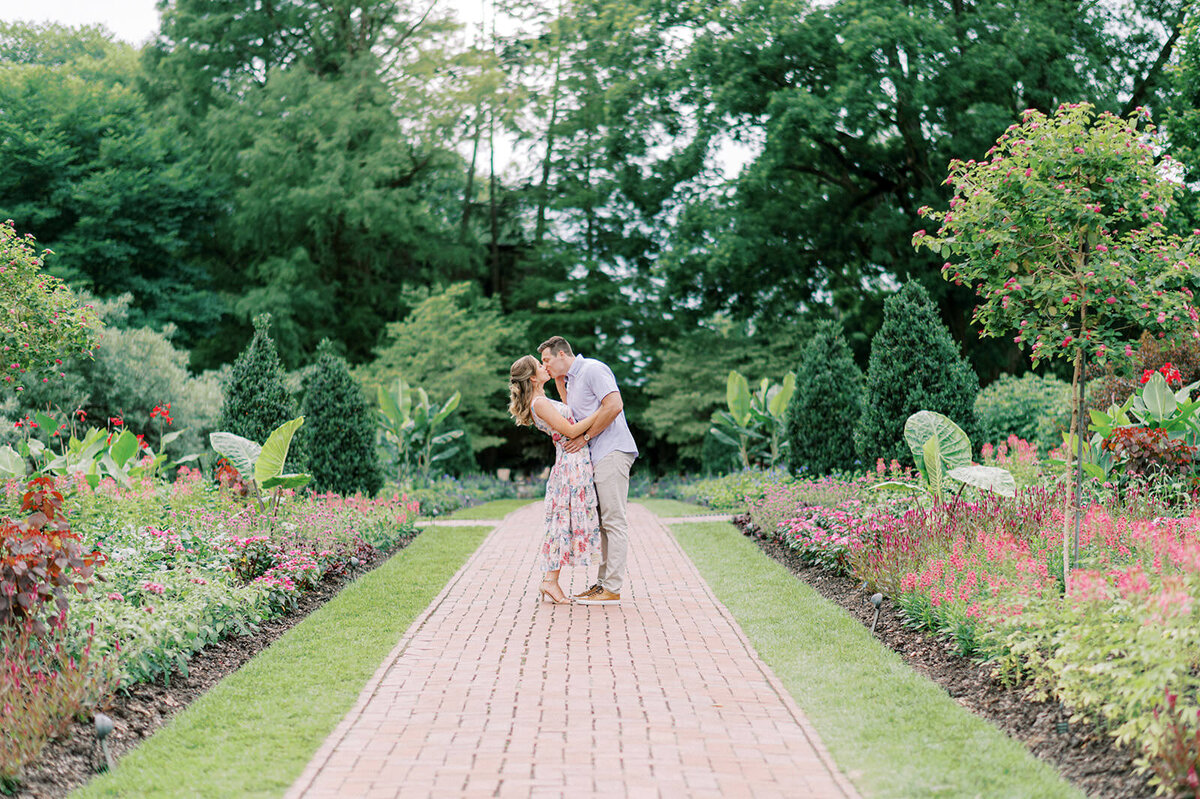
[{"xmin": 539, "ymin": 336, "xmax": 638, "ymax": 605}]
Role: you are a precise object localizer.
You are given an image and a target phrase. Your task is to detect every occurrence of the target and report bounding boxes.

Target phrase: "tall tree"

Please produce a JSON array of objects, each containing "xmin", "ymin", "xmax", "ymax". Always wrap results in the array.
[
  {"xmin": 659, "ymin": 0, "xmax": 1191, "ymax": 379},
  {"xmin": 0, "ymin": 22, "xmax": 222, "ymax": 345},
  {"xmin": 145, "ymin": 1, "xmax": 474, "ymax": 367}
]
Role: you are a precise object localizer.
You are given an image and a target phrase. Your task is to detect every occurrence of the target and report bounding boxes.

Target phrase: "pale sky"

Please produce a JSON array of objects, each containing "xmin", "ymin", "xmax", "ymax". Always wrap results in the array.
[
  {"xmin": 0, "ymin": 0, "xmax": 752, "ymax": 179},
  {"xmin": 0, "ymin": 0, "xmax": 490, "ymax": 45}
]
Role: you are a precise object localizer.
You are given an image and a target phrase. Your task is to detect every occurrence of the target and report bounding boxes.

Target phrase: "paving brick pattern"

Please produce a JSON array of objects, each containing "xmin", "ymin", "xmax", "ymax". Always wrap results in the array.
[{"xmin": 287, "ymin": 503, "xmax": 859, "ymax": 798}]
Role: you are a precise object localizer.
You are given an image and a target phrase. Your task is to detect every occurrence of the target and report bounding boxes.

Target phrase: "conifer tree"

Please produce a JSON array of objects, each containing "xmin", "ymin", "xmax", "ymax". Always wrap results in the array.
[
  {"xmin": 854, "ymin": 282, "xmax": 980, "ymax": 464},
  {"xmin": 301, "ymin": 340, "xmax": 382, "ymax": 496},
  {"xmin": 786, "ymin": 320, "xmax": 862, "ymax": 476},
  {"xmin": 219, "ymin": 314, "xmax": 303, "ymax": 465}
]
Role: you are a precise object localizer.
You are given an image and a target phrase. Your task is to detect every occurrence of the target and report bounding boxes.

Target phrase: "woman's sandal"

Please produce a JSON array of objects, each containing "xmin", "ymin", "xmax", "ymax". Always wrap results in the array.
[{"xmin": 538, "ymin": 580, "xmax": 571, "ymax": 604}]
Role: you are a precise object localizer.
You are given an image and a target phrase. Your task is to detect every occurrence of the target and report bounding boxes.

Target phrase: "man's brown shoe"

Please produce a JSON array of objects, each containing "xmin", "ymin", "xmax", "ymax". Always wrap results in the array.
[
  {"xmin": 575, "ymin": 588, "xmax": 620, "ymax": 605},
  {"xmin": 573, "ymin": 583, "xmax": 602, "ymax": 599}
]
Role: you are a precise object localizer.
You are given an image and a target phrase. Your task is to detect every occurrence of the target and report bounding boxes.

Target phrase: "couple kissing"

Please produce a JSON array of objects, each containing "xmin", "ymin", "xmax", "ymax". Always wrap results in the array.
[{"xmin": 508, "ymin": 336, "xmax": 638, "ymax": 605}]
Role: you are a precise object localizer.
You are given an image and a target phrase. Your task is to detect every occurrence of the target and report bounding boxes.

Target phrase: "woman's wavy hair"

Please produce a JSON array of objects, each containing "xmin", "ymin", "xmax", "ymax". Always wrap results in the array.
[{"xmin": 509, "ymin": 354, "xmax": 539, "ymax": 426}]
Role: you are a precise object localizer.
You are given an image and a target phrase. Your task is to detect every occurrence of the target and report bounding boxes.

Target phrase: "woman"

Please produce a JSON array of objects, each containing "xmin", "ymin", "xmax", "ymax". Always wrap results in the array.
[{"xmin": 509, "ymin": 354, "xmax": 602, "ymax": 604}]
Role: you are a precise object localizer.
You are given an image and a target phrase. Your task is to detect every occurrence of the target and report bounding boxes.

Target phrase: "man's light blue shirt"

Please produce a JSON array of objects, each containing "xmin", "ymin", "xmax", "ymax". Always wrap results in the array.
[{"xmin": 565, "ymin": 355, "xmax": 638, "ymax": 464}]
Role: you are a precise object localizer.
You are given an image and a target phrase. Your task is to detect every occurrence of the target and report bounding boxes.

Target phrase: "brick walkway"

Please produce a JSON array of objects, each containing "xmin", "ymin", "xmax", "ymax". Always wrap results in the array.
[{"xmin": 286, "ymin": 503, "xmax": 859, "ymax": 798}]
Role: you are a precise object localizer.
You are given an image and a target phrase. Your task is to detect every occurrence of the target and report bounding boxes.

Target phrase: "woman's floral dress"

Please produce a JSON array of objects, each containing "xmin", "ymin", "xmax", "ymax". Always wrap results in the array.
[{"xmin": 532, "ymin": 398, "xmax": 600, "ymax": 572}]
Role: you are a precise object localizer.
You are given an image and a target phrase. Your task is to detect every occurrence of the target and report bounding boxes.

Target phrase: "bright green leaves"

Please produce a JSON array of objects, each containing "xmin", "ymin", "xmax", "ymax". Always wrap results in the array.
[
  {"xmin": 0, "ymin": 221, "xmax": 100, "ymax": 397},
  {"xmin": 209, "ymin": 417, "xmax": 312, "ymax": 508},
  {"xmin": 915, "ymin": 103, "xmax": 1200, "ymax": 368},
  {"xmin": 254, "ymin": 417, "xmax": 304, "ymax": 488}
]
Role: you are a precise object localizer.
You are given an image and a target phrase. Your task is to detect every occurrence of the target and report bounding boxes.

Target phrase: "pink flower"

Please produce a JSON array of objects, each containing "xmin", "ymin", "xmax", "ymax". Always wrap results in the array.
[{"xmin": 1106, "ymin": 297, "xmax": 1117, "ymax": 305}]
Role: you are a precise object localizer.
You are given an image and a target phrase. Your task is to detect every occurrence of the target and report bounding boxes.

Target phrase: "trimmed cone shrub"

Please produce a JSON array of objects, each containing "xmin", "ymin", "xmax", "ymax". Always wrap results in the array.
[
  {"xmin": 301, "ymin": 340, "xmax": 382, "ymax": 496},
  {"xmin": 786, "ymin": 320, "xmax": 862, "ymax": 476},
  {"xmin": 854, "ymin": 281, "xmax": 980, "ymax": 464},
  {"xmin": 219, "ymin": 313, "xmax": 304, "ymax": 466}
]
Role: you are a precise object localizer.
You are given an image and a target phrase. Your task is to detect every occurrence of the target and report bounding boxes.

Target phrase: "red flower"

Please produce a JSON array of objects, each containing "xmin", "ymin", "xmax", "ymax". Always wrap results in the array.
[{"xmin": 109, "ymin": 416, "xmax": 123, "ymax": 426}]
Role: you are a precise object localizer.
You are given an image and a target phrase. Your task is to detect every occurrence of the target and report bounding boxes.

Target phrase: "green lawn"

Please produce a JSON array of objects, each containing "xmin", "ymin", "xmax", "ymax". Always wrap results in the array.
[
  {"xmin": 72, "ymin": 524, "xmax": 490, "ymax": 799},
  {"xmin": 443, "ymin": 498, "xmax": 535, "ymax": 519},
  {"xmin": 671, "ymin": 521, "xmax": 1084, "ymax": 799},
  {"xmin": 633, "ymin": 498, "xmax": 714, "ymax": 517}
]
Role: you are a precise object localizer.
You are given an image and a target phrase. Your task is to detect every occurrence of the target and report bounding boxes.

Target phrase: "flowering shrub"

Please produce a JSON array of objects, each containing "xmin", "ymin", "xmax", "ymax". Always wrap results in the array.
[
  {"xmin": 740, "ymin": 459, "xmax": 1200, "ymax": 794},
  {"xmin": 980, "ymin": 435, "xmax": 1043, "ymax": 489}
]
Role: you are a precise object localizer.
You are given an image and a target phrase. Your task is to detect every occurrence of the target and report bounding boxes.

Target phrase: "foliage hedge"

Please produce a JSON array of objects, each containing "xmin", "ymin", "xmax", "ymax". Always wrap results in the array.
[
  {"xmin": 975, "ymin": 372, "xmax": 1071, "ymax": 453},
  {"xmin": 301, "ymin": 341, "xmax": 382, "ymax": 497},
  {"xmin": 219, "ymin": 314, "xmax": 304, "ymax": 468},
  {"xmin": 787, "ymin": 320, "xmax": 862, "ymax": 476},
  {"xmin": 854, "ymin": 281, "xmax": 980, "ymax": 464}
]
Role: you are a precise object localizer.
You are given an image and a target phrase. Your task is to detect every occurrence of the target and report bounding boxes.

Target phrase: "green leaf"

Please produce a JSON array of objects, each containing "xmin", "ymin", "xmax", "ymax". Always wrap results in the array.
[
  {"xmin": 378, "ymin": 383, "xmax": 404, "ymax": 428},
  {"xmin": 1081, "ymin": 462, "xmax": 1106, "ymax": 480},
  {"xmin": 260, "ymin": 473, "xmax": 311, "ymax": 490},
  {"xmin": 34, "ymin": 411, "xmax": 57, "ymax": 435},
  {"xmin": 431, "ymin": 391, "xmax": 461, "ymax": 428},
  {"xmin": 904, "ymin": 410, "xmax": 972, "ymax": 474},
  {"xmin": 0, "ymin": 446, "xmax": 26, "ymax": 479},
  {"xmin": 768, "ymin": 372, "xmax": 796, "ymax": 418},
  {"xmin": 923, "ymin": 435, "xmax": 945, "ymax": 498},
  {"xmin": 109, "ymin": 430, "xmax": 139, "ymax": 468},
  {"xmin": 726, "ymin": 371, "xmax": 752, "ymax": 427},
  {"xmin": 254, "ymin": 416, "xmax": 304, "ymax": 484},
  {"xmin": 159, "ymin": 429, "xmax": 186, "ymax": 447},
  {"xmin": 209, "ymin": 432, "xmax": 262, "ymax": 477},
  {"xmin": 1142, "ymin": 372, "xmax": 1176, "ymax": 421},
  {"xmin": 947, "ymin": 465, "xmax": 1016, "ymax": 498},
  {"xmin": 429, "ymin": 446, "xmax": 460, "ymax": 463},
  {"xmin": 870, "ymin": 480, "xmax": 924, "ymax": 494},
  {"xmin": 709, "ymin": 426, "xmax": 741, "ymax": 449},
  {"xmin": 99, "ymin": 452, "xmax": 132, "ymax": 487}
]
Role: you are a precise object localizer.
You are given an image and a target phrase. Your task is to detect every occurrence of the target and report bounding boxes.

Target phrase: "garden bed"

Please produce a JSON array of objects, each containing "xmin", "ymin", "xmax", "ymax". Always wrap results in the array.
[
  {"xmin": 744, "ymin": 520, "xmax": 1152, "ymax": 799},
  {"xmin": 12, "ymin": 530, "xmax": 419, "ymax": 799}
]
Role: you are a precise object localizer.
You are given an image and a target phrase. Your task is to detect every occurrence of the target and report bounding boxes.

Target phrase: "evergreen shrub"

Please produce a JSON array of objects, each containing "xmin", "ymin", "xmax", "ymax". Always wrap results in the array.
[
  {"xmin": 854, "ymin": 281, "xmax": 980, "ymax": 464},
  {"xmin": 786, "ymin": 320, "xmax": 862, "ymax": 476},
  {"xmin": 219, "ymin": 314, "xmax": 304, "ymax": 467},
  {"xmin": 975, "ymin": 373, "xmax": 1071, "ymax": 452},
  {"xmin": 301, "ymin": 341, "xmax": 382, "ymax": 496}
]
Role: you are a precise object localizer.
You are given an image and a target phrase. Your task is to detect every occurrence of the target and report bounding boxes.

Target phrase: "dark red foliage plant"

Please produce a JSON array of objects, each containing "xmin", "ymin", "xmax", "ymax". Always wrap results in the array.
[
  {"xmin": 0, "ymin": 477, "xmax": 105, "ymax": 635},
  {"xmin": 1101, "ymin": 427, "xmax": 1197, "ymax": 483}
]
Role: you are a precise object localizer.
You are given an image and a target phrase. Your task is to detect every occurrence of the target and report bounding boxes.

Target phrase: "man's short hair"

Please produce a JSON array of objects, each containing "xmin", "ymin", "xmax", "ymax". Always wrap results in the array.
[{"xmin": 538, "ymin": 336, "xmax": 573, "ymax": 357}]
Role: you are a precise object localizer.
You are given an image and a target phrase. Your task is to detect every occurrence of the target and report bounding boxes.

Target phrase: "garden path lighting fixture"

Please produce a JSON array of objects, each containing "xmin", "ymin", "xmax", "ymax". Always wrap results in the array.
[
  {"xmin": 95, "ymin": 712, "xmax": 114, "ymax": 772},
  {"xmin": 870, "ymin": 593, "xmax": 883, "ymax": 634}
]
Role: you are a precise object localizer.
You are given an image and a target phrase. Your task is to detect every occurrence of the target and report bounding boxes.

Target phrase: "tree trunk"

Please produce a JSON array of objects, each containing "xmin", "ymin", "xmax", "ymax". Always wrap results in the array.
[
  {"xmin": 536, "ymin": 10, "xmax": 564, "ymax": 245},
  {"xmin": 1061, "ymin": 349, "xmax": 1083, "ymax": 593},
  {"xmin": 460, "ymin": 113, "xmax": 482, "ymax": 244}
]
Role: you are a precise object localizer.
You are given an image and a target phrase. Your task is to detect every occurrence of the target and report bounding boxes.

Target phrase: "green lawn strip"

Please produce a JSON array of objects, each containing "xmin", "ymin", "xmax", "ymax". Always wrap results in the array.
[
  {"xmin": 633, "ymin": 498, "xmax": 713, "ymax": 517},
  {"xmin": 72, "ymin": 524, "xmax": 491, "ymax": 799},
  {"xmin": 442, "ymin": 498, "xmax": 535, "ymax": 520},
  {"xmin": 671, "ymin": 521, "xmax": 1083, "ymax": 799}
]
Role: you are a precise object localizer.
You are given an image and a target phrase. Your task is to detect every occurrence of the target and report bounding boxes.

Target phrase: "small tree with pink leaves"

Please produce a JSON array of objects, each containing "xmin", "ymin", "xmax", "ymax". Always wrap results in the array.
[{"xmin": 913, "ymin": 103, "xmax": 1200, "ymax": 587}]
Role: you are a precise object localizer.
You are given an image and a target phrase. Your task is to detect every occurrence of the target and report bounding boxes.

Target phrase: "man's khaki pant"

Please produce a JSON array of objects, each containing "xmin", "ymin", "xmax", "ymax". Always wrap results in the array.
[{"xmin": 593, "ymin": 451, "xmax": 635, "ymax": 593}]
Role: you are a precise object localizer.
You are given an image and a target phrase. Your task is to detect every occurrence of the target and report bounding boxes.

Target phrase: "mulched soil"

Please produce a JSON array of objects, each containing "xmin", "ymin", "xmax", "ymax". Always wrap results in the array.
[
  {"xmin": 13, "ymin": 530, "xmax": 419, "ymax": 799},
  {"xmin": 736, "ymin": 515, "xmax": 1155, "ymax": 799}
]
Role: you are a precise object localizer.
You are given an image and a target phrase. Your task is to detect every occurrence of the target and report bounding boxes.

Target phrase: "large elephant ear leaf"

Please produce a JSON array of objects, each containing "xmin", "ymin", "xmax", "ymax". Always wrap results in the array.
[
  {"xmin": 948, "ymin": 465, "xmax": 1016, "ymax": 498},
  {"xmin": 905, "ymin": 410, "xmax": 971, "ymax": 473},
  {"xmin": 209, "ymin": 432, "xmax": 261, "ymax": 477},
  {"xmin": 255, "ymin": 417, "xmax": 304, "ymax": 485}
]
